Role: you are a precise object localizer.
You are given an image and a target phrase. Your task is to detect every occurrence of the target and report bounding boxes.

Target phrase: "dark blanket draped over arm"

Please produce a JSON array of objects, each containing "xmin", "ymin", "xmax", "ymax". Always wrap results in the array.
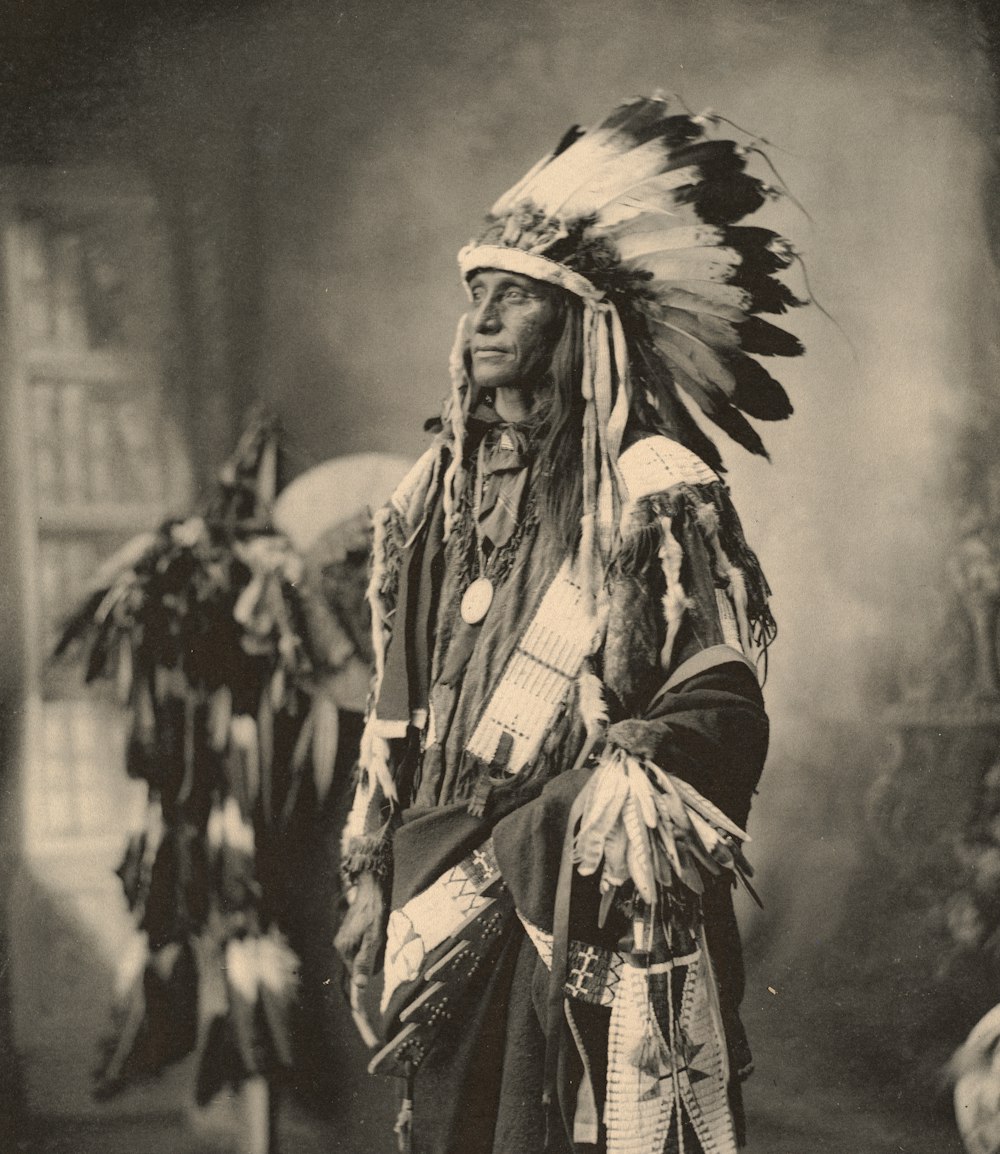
[
  {"xmin": 604, "ymin": 660, "xmax": 768, "ymax": 830},
  {"xmin": 493, "ymin": 657, "xmax": 767, "ymax": 938}
]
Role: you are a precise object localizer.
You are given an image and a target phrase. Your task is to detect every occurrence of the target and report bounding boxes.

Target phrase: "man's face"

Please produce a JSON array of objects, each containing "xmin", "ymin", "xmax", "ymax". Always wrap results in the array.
[{"xmin": 466, "ymin": 270, "xmax": 560, "ymax": 391}]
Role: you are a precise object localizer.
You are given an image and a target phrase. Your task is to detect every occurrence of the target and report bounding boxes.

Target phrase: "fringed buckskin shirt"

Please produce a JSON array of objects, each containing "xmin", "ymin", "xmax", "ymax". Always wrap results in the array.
[{"xmin": 377, "ymin": 410, "xmax": 570, "ymax": 812}]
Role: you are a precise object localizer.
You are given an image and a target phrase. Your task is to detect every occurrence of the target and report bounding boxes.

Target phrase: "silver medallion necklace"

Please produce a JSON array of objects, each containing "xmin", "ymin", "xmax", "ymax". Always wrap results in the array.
[{"xmin": 460, "ymin": 438, "xmax": 496, "ymax": 625}]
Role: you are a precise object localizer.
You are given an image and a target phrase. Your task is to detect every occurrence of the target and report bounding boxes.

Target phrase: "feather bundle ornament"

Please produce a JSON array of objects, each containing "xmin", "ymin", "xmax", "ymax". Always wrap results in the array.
[
  {"xmin": 630, "ymin": 1019, "xmax": 668, "ymax": 1080},
  {"xmin": 574, "ymin": 747, "xmax": 753, "ymax": 906},
  {"xmin": 51, "ymin": 410, "xmax": 373, "ymax": 1106}
]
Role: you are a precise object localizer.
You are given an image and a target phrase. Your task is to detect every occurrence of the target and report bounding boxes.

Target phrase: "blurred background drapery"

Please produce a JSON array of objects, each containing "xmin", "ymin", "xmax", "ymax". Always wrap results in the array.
[{"xmin": 2, "ymin": 1, "xmax": 1000, "ymax": 1151}]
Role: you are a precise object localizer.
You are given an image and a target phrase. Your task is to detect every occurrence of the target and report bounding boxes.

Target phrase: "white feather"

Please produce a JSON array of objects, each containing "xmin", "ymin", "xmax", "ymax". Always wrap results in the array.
[
  {"xmin": 657, "ymin": 515, "xmax": 690, "ymax": 668},
  {"xmin": 578, "ymin": 667, "xmax": 609, "ymax": 734},
  {"xmin": 598, "ymin": 196, "xmax": 697, "ymax": 230},
  {"xmin": 571, "ymin": 667, "xmax": 609, "ymax": 774},
  {"xmin": 631, "ymin": 251, "xmax": 741, "ymax": 284},
  {"xmin": 606, "ymin": 220, "xmax": 722, "ymax": 246},
  {"xmin": 576, "ymin": 758, "xmax": 629, "ymax": 876},
  {"xmin": 557, "ymin": 140, "xmax": 679, "ymax": 217},
  {"xmin": 601, "ymin": 821, "xmax": 629, "ymax": 888},
  {"xmin": 595, "ymin": 170, "xmax": 703, "ymax": 227},
  {"xmin": 622, "ymin": 794, "xmax": 656, "ymax": 904},
  {"xmin": 726, "ymin": 565, "xmax": 752, "ymax": 656},
  {"xmin": 688, "ymin": 808, "xmax": 722, "ymax": 856},
  {"xmin": 367, "ymin": 734, "xmax": 398, "ymax": 806},
  {"xmin": 642, "ymin": 285, "xmax": 749, "ymax": 323},
  {"xmin": 516, "ymin": 132, "xmax": 635, "ymax": 217},
  {"xmin": 615, "ymin": 234, "xmax": 736, "ymax": 268},
  {"xmin": 654, "ymin": 281, "xmax": 751, "ymax": 313},
  {"xmin": 626, "ymin": 758, "xmax": 659, "ymax": 829},
  {"xmin": 495, "ymin": 96, "xmax": 680, "ymax": 220},
  {"xmin": 491, "ymin": 146, "xmax": 565, "ymax": 217}
]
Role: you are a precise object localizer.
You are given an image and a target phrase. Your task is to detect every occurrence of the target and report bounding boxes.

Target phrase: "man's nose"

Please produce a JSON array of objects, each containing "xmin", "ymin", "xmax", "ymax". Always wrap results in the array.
[{"xmin": 473, "ymin": 297, "xmax": 501, "ymax": 333}]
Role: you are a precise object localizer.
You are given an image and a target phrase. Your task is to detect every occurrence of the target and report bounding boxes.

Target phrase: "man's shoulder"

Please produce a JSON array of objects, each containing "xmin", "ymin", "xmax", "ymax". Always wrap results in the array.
[
  {"xmin": 388, "ymin": 440, "xmax": 448, "ymax": 519},
  {"xmin": 618, "ymin": 434, "xmax": 720, "ymax": 504}
]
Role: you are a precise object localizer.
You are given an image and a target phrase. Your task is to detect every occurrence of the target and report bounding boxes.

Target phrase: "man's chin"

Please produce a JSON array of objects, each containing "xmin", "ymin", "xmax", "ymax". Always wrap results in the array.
[{"xmin": 470, "ymin": 375, "xmax": 522, "ymax": 391}]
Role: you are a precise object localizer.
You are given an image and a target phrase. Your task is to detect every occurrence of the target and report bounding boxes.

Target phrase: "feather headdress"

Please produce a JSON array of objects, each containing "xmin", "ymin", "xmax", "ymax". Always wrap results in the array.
[{"xmin": 446, "ymin": 93, "xmax": 805, "ymax": 590}]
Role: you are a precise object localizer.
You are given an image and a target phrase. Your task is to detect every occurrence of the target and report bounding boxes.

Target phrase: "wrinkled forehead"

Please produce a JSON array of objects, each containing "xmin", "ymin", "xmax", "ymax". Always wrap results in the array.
[
  {"xmin": 464, "ymin": 268, "xmax": 554, "ymax": 295},
  {"xmin": 458, "ymin": 242, "xmax": 602, "ymax": 304}
]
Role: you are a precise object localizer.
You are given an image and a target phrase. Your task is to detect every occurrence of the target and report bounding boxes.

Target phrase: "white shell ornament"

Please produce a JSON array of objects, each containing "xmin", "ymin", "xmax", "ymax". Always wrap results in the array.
[{"xmin": 460, "ymin": 576, "xmax": 494, "ymax": 624}]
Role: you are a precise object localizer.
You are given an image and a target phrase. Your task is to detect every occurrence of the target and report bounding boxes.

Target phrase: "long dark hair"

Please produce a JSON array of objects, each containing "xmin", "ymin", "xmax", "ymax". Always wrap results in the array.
[
  {"xmin": 532, "ymin": 293, "xmax": 587, "ymax": 554},
  {"xmin": 532, "ymin": 297, "xmax": 729, "ymax": 552}
]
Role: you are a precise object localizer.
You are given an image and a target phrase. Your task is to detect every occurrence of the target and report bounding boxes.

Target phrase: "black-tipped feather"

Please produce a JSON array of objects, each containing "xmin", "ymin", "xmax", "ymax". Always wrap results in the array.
[
  {"xmin": 657, "ymin": 344, "xmax": 769, "ymax": 457},
  {"xmin": 650, "ymin": 114, "xmax": 705, "ymax": 150},
  {"xmin": 670, "ymin": 401, "xmax": 725, "ymax": 472},
  {"xmin": 656, "ymin": 306, "xmax": 741, "ymax": 354},
  {"xmin": 551, "ymin": 124, "xmax": 586, "ymax": 159},
  {"xmin": 661, "ymin": 139, "xmax": 747, "ymax": 179},
  {"xmin": 722, "ymin": 227, "xmax": 793, "ymax": 275},
  {"xmin": 597, "ymin": 99, "xmax": 703, "ymax": 151},
  {"xmin": 731, "ymin": 355, "xmax": 794, "ymax": 420},
  {"xmin": 744, "ymin": 277, "xmax": 807, "ymax": 315},
  {"xmin": 615, "ymin": 111, "xmax": 703, "ymax": 152},
  {"xmin": 701, "ymin": 397, "xmax": 769, "ymax": 458},
  {"xmin": 736, "ymin": 316, "xmax": 804, "ymax": 357},
  {"xmin": 598, "ymin": 97, "xmax": 672, "ymax": 138},
  {"xmin": 685, "ymin": 173, "xmax": 768, "ymax": 226},
  {"xmin": 472, "ymin": 93, "xmax": 807, "ymax": 466},
  {"xmin": 633, "ymin": 337, "xmax": 726, "ymax": 473}
]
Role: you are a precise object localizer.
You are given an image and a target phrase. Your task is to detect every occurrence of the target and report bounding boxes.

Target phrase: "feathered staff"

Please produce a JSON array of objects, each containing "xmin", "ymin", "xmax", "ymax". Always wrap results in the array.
[{"xmin": 53, "ymin": 411, "xmax": 368, "ymax": 1108}]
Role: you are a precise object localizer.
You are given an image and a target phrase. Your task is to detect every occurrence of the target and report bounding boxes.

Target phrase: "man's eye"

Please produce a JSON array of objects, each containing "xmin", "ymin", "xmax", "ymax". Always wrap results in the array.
[{"xmin": 504, "ymin": 289, "xmax": 527, "ymax": 302}]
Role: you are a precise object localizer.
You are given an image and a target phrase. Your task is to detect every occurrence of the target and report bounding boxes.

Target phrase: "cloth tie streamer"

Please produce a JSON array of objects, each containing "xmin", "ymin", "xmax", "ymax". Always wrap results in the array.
[{"xmin": 477, "ymin": 424, "xmax": 531, "ymax": 552}]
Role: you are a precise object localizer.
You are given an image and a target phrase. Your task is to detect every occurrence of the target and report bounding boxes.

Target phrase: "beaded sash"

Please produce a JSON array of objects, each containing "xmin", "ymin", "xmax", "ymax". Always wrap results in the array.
[
  {"xmin": 463, "ymin": 555, "xmax": 600, "ymax": 774},
  {"xmin": 369, "ymin": 839, "xmax": 514, "ymax": 1079}
]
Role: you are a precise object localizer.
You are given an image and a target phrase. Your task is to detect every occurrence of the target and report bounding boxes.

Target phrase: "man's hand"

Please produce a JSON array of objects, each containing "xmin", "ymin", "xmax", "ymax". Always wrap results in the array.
[{"xmin": 334, "ymin": 870, "xmax": 388, "ymax": 990}]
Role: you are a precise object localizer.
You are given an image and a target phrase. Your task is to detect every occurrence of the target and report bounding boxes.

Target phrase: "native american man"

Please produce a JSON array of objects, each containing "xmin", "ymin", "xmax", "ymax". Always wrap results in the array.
[{"xmin": 335, "ymin": 93, "xmax": 804, "ymax": 1154}]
